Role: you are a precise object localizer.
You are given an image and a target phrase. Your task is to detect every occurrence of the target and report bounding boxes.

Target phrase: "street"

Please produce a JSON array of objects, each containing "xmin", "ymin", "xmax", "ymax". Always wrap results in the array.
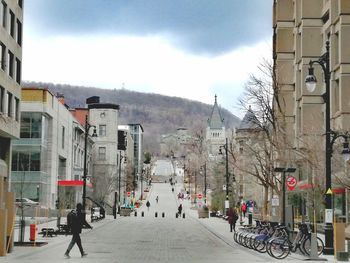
[
  {"xmin": 4, "ymin": 182, "xmax": 332, "ymax": 263},
  {"xmin": 5, "ymin": 183, "xmax": 273, "ymax": 263}
]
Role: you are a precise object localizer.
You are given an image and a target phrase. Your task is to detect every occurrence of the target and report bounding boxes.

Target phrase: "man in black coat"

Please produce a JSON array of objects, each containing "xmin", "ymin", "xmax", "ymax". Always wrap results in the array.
[{"xmin": 64, "ymin": 203, "xmax": 93, "ymax": 258}]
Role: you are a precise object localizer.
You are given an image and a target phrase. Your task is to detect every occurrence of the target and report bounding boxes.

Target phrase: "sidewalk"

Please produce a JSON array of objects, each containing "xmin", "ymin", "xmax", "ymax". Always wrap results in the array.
[{"xmin": 178, "ymin": 194, "xmax": 338, "ymax": 262}]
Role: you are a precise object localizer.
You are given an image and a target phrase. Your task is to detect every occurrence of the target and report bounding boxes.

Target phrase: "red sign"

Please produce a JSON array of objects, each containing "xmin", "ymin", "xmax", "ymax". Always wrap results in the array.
[
  {"xmin": 197, "ymin": 193, "xmax": 203, "ymax": 199},
  {"xmin": 286, "ymin": 175, "xmax": 297, "ymax": 191},
  {"xmin": 127, "ymin": 191, "xmax": 131, "ymax": 197}
]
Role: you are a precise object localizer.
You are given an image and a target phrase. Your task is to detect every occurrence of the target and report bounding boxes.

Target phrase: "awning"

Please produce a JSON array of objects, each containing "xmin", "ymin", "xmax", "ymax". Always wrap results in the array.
[
  {"xmin": 297, "ymin": 181, "xmax": 345, "ymax": 193},
  {"xmin": 57, "ymin": 180, "xmax": 92, "ymax": 188}
]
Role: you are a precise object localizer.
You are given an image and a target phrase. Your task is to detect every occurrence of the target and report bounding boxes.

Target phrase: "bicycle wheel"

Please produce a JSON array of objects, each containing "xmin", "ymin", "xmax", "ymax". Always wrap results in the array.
[
  {"xmin": 302, "ymin": 236, "xmax": 324, "ymax": 256},
  {"xmin": 268, "ymin": 238, "xmax": 290, "ymax": 259}
]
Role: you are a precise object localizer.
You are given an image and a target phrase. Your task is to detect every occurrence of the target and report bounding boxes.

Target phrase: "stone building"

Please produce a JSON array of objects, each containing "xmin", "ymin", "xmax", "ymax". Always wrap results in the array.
[
  {"xmin": 235, "ymin": 106, "xmax": 265, "ymax": 210},
  {"xmin": 0, "ymin": 0, "xmax": 23, "ymax": 256},
  {"xmin": 87, "ymin": 98, "xmax": 120, "ymax": 205},
  {"xmin": 273, "ymin": 0, "xmax": 350, "ymax": 222},
  {"xmin": 206, "ymin": 95, "xmax": 226, "ymax": 158}
]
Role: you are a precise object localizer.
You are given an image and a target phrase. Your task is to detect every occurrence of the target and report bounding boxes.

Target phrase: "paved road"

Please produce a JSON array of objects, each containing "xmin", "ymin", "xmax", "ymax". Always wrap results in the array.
[{"xmin": 4, "ymin": 182, "xmax": 332, "ymax": 263}]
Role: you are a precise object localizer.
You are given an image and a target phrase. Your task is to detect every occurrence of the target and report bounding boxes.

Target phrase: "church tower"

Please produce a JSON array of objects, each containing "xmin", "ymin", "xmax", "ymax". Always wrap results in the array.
[{"xmin": 206, "ymin": 95, "xmax": 226, "ymax": 157}]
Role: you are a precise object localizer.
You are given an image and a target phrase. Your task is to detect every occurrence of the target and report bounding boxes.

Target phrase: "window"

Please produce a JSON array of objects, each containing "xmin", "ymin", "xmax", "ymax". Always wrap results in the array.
[
  {"xmin": 99, "ymin": 124, "xmax": 106, "ymax": 136},
  {"xmin": 0, "ymin": 85, "xmax": 4, "ymax": 113},
  {"xmin": 7, "ymin": 91, "xmax": 12, "ymax": 117},
  {"xmin": 1, "ymin": 1, "xmax": 7, "ymax": 28},
  {"xmin": 8, "ymin": 50, "xmax": 14, "ymax": 78},
  {"xmin": 15, "ymin": 58, "xmax": 21, "ymax": 84},
  {"xmin": 11, "ymin": 151, "xmax": 41, "ymax": 171},
  {"xmin": 20, "ymin": 113, "xmax": 42, "ymax": 138},
  {"xmin": 98, "ymin": 147, "xmax": 106, "ymax": 160},
  {"xmin": 18, "ymin": 0, "xmax": 23, "ymax": 8},
  {"xmin": 62, "ymin": 126, "xmax": 65, "ymax": 149},
  {"xmin": 9, "ymin": 10, "xmax": 14, "ymax": 38},
  {"xmin": 14, "ymin": 96, "xmax": 19, "ymax": 121},
  {"xmin": 0, "ymin": 43, "xmax": 5, "ymax": 70},
  {"xmin": 16, "ymin": 19, "xmax": 22, "ymax": 46}
]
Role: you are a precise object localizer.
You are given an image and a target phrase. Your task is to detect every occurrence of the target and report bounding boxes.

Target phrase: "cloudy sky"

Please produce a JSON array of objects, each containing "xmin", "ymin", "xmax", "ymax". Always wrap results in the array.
[{"xmin": 23, "ymin": 0, "xmax": 272, "ymax": 116}]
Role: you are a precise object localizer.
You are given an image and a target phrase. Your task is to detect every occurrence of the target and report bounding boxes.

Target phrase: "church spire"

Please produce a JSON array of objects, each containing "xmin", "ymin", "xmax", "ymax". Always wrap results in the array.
[{"xmin": 207, "ymin": 95, "xmax": 224, "ymax": 129}]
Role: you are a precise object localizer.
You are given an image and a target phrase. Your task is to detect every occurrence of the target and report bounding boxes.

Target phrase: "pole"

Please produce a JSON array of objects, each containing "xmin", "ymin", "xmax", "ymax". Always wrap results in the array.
[
  {"xmin": 118, "ymin": 151, "xmax": 121, "ymax": 213},
  {"xmin": 282, "ymin": 171, "xmax": 286, "ymax": 226},
  {"xmin": 225, "ymin": 138, "xmax": 229, "ymax": 199},
  {"xmin": 194, "ymin": 171, "xmax": 197, "ymax": 204},
  {"xmin": 82, "ymin": 114, "xmax": 88, "ymax": 215},
  {"xmin": 323, "ymin": 42, "xmax": 334, "ymax": 255},
  {"xmin": 204, "ymin": 163, "xmax": 207, "ymax": 204}
]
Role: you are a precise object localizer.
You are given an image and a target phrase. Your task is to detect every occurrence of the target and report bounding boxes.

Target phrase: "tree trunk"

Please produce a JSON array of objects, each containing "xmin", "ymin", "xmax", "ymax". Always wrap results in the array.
[{"xmin": 263, "ymin": 185, "xmax": 269, "ymax": 220}]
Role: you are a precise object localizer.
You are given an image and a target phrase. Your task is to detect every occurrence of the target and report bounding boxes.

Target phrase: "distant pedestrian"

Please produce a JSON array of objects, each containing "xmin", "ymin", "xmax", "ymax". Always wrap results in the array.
[
  {"xmin": 146, "ymin": 200, "xmax": 151, "ymax": 211},
  {"xmin": 156, "ymin": 196, "xmax": 159, "ymax": 204},
  {"xmin": 172, "ymin": 187, "xmax": 174, "ymax": 193},
  {"xmin": 228, "ymin": 207, "xmax": 238, "ymax": 232},
  {"xmin": 64, "ymin": 203, "xmax": 92, "ymax": 258},
  {"xmin": 178, "ymin": 204, "xmax": 182, "ymax": 216},
  {"xmin": 241, "ymin": 202, "xmax": 247, "ymax": 218}
]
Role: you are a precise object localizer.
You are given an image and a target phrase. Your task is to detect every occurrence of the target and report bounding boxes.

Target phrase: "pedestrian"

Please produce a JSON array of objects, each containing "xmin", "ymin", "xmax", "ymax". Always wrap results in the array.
[
  {"xmin": 178, "ymin": 204, "xmax": 182, "ymax": 216},
  {"xmin": 227, "ymin": 207, "xmax": 238, "ymax": 232},
  {"xmin": 241, "ymin": 202, "xmax": 247, "ymax": 218},
  {"xmin": 64, "ymin": 203, "xmax": 92, "ymax": 258},
  {"xmin": 156, "ymin": 196, "xmax": 159, "ymax": 204},
  {"xmin": 146, "ymin": 200, "xmax": 151, "ymax": 211}
]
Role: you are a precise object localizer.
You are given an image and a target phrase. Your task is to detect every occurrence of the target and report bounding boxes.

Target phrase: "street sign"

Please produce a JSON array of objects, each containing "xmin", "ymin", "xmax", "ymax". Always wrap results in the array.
[
  {"xmin": 271, "ymin": 197, "xmax": 279, "ymax": 207},
  {"xmin": 286, "ymin": 175, "xmax": 297, "ymax": 191},
  {"xmin": 197, "ymin": 193, "xmax": 203, "ymax": 199},
  {"xmin": 127, "ymin": 191, "xmax": 131, "ymax": 197}
]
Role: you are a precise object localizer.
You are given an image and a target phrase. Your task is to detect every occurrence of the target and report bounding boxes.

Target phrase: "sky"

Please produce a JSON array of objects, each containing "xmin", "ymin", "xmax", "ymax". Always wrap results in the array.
[{"xmin": 22, "ymin": 0, "xmax": 272, "ymax": 117}]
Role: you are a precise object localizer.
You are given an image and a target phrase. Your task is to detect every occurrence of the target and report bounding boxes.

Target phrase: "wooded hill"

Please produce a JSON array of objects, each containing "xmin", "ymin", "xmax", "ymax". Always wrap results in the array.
[{"xmin": 23, "ymin": 81, "xmax": 241, "ymax": 153}]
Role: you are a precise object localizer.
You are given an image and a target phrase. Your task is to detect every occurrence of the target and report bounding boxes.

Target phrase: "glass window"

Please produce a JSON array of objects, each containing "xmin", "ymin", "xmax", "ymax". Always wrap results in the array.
[
  {"xmin": 0, "ymin": 85, "xmax": 4, "ymax": 112},
  {"xmin": 20, "ymin": 113, "xmax": 42, "ymax": 138},
  {"xmin": 16, "ymin": 19, "xmax": 22, "ymax": 46},
  {"xmin": 7, "ymin": 91, "xmax": 12, "ymax": 117},
  {"xmin": 1, "ymin": 1, "xmax": 7, "ymax": 28},
  {"xmin": 15, "ymin": 58, "xmax": 21, "ymax": 84},
  {"xmin": 98, "ymin": 147, "xmax": 106, "ymax": 160},
  {"xmin": 15, "ymin": 97, "xmax": 19, "ymax": 121},
  {"xmin": 30, "ymin": 152, "xmax": 40, "ymax": 171},
  {"xmin": 0, "ymin": 43, "xmax": 5, "ymax": 70},
  {"xmin": 8, "ymin": 50, "xmax": 14, "ymax": 78},
  {"xmin": 62, "ymin": 126, "xmax": 65, "ymax": 149},
  {"xmin": 99, "ymin": 124, "xmax": 106, "ymax": 136},
  {"xmin": 9, "ymin": 9, "xmax": 14, "ymax": 38}
]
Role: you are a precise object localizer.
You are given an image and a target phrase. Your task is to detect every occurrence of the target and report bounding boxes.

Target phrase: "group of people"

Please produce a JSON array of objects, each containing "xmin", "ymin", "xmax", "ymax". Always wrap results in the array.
[{"xmin": 226, "ymin": 202, "xmax": 249, "ymax": 232}]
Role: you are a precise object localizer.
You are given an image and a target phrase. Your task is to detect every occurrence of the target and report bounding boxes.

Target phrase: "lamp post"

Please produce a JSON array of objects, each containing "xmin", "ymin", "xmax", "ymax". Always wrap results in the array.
[
  {"xmin": 200, "ymin": 163, "xmax": 207, "ymax": 204},
  {"xmin": 273, "ymin": 167, "xmax": 296, "ymax": 226},
  {"xmin": 82, "ymin": 114, "xmax": 97, "ymax": 217},
  {"xmin": 305, "ymin": 41, "xmax": 350, "ymax": 255},
  {"xmin": 219, "ymin": 138, "xmax": 230, "ymax": 212}
]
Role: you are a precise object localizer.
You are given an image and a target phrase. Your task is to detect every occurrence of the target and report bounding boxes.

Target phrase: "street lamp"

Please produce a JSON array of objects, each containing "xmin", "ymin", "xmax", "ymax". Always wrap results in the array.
[
  {"xmin": 219, "ymin": 138, "xmax": 231, "ymax": 213},
  {"xmin": 114, "ymin": 150, "xmax": 125, "ymax": 219},
  {"xmin": 273, "ymin": 167, "xmax": 296, "ymax": 226},
  {"xmin": 82, "ymin": 114, "xmax": 97, "ymax": 217},
  {"xmin": 200, "ymin": 163, "xmax": 207, "ymax": 204},
  {"xmin": 305, "ymin": 40, "xmax": 350, "ymax": 255}
]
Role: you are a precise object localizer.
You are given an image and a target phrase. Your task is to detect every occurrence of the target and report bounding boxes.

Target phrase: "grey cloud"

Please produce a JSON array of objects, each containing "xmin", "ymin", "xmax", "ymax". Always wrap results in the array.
[{"xmin": 25, "ymin": 0, "xmax": 272, "ymax": 55}]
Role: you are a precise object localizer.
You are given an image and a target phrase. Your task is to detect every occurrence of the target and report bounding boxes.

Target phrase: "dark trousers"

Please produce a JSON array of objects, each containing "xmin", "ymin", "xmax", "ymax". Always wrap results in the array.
[
  {"xmin": 230, "ymin": 223, "xmax": 236, "ymax": 232},
  {"xmin": 66, "ymin": 233, "xmax": 84, "ymax": 255}
]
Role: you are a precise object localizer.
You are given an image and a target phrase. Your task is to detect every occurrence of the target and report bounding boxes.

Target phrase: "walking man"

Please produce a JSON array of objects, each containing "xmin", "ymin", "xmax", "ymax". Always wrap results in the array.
[
  {"xmin": 64, "ymin": 203, "xmax": 92, "ymax": 258},
  {"xmin": 156, "ymin": 196, "xmax": 159, "ymax": 204},
  {"xmin": 146, "ymin": 200, "xmax": 151, "ymax": 211}
]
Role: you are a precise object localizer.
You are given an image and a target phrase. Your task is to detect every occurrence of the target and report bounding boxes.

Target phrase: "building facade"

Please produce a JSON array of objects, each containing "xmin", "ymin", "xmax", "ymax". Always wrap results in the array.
[
  {"xmin": 11, "ymin": 88, "xmax": 93, "ymax": 210},
  {"xmin": 273, "ymin": 0, "xmax": 350, "ymax": 222},
  {"xmin": 88, "ymin": 99, "xmax": 120, "ymax": 205},
  {"xmin": 128, "ymin": 124, "xmax": 144, "ymax": 194},
  {"xmin": 0, "ymin": 0, "xmax": 23, "ymax": 256},
  {"xmin": 206, "ymin": 95, "xmax": 226, "ymax": 158}
]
